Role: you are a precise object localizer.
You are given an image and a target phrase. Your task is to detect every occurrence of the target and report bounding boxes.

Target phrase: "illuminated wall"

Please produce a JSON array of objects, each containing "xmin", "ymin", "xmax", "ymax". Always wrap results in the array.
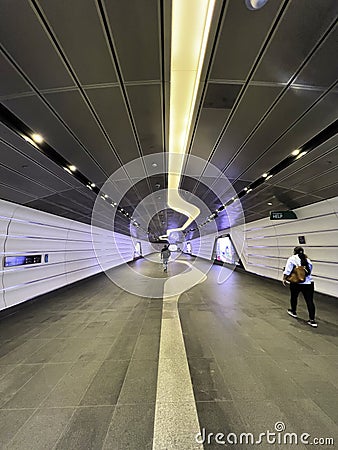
[
  {"xmin": 0, "ymin": 199, "xmax": 153, "ymax": 311},
  {"xmin": 187, "ymin": 197, "xmax": 338, "ymax": 297},
  {"xmin": 231, "ymin": 197, "xmax": 338, "ymax": 297}
]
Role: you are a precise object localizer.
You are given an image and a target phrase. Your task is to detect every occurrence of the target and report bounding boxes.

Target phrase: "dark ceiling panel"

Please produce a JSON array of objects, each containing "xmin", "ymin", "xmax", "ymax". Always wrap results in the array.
[
  {"xmin": 270, "ymin": 133, "xmax": 338, "ymax": 184},
  {"xmin": 24, "ymin": 198, "xmax": 78, "ymax": 218},
  {"xmin": 85, "ymin": 86, "xmax": 140, "ymax": 164},
  {"xmin": 126, "ymin": 84, "xmax": 163, "ymax": 156},
  {"xmin": 224, "ymin": 87, "xmax": 323, "ymax": 179},
  {"xmin": 45, "ymin": 90, "xmax": 120, "ymax": 175},
  {"xmin": 0, "ymin": 140, "xmax": 72, "ymax": 192},
  {"xmin": 104, "ymin": 0, "xmax": 161, "ymax": 82},
  {"xmin": 311, "ymin": 183, "xmax": 338, "ymax": 199},
  {"xmin": 294, "ymin": 26, "xmax": 338, "ymax": 89},
  {"xmin": 296, "ymin": 169, "xmax": 337, "ymax": 194},
  {"xmin": 274, "ymin": 148, "xmax": 338, "ymax": 192},
  {"xmin": 2, "ymin": 95, "xmax": 108, "ymax": 184},
  {"xmin": 253, "ymin": 0, "xmax": 338, "ymax": 83},
  {"xmin": 41, "ymin": 194, "xmax": 92, "ymax": 216},
  {"xmin": 190, "ymin": 107, "xmax": 230, "ymax": 161},
  {"xmin": 0, "ymin": 183, "xmax": 37, "ymax": 205},
  {"xmin": 37, "ymin": 0, "xmax": 118, "ymax": 85},
  {"xmin": 0, "ymin": 165, "xmax": 54, "ymax": 198},
  {"xmin": 203, "ymin": 83, "xmax": 242, "ymax": 109},
  {"xmin": 211, "ymin": 0, "xmax": 283, "ymax": 80},
  {"xmin": 240, "ymin": 90, "xmax": 338, "ymax": 181},
  {"xmin": 0, "ymin": 53, "xmax": 32, "ymax": 98},
  {"xmin": 0, "ymin": 123, "xmax": 85, "ymax": 190},
  {"xmin": 209, "ymin": 85, "xmax": 283, "ymax": 171},
  {"xmin": 0, "ymin": 0, "xmax": 74, "ymax": 90}
]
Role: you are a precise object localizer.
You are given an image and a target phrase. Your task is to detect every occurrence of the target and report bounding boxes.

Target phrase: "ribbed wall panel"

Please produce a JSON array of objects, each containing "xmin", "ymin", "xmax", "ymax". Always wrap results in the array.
[
  {"xmin": 186, "ymin": 198, "xmax": 337, "ymax": 297},
  {"xmin": 0, "ymin": 199, "xmax": 151, "ymax": 311},
  {"xmin": 188, "ymin": 234, "xmax": 215, "ymax": 260},
  {"xmin": 234, "ymin": 197, "xmax": 338, "ymax": 297}
]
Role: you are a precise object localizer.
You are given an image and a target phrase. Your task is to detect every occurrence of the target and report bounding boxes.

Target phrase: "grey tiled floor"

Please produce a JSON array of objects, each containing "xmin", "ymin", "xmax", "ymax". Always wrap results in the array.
[
  {"xmin": 180, "ymin": 264, "xmax": 338, "ymax": 449},
  {"xmin": 0, "ymin": 257, "xmax": 337, "ymax": 449},
  {"xmin": 0, "ymin": 270, "xmax": 160, "ymax": 450}
]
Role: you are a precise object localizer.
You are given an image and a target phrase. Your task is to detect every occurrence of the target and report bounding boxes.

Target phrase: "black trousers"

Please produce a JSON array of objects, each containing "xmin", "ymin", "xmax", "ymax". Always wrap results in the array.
[{"xmin": 290, "ymin": 282, "xmax": 315, "ymax": 320}]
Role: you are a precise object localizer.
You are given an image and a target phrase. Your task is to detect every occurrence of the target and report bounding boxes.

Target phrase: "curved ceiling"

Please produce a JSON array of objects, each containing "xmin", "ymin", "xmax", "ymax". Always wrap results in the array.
[{"xmin": 0, "ymin": 0, "xmax": 337, "ymax": 238}]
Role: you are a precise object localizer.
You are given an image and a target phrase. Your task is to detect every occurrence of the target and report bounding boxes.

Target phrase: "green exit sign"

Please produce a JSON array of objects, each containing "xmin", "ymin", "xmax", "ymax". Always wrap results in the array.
[{"xmin": 270, "ymin": 211, "xmax": 297, "ymax": 220}]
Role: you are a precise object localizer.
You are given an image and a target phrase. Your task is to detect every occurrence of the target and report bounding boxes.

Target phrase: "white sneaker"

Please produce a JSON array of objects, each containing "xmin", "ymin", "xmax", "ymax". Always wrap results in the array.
[
  {"xmin": 287, "ymin": 309, "xmax": 297, "ymax": 318},
  {"xmin": 307, "ymin": 320, "xmax": 318, "ymax": 328}
]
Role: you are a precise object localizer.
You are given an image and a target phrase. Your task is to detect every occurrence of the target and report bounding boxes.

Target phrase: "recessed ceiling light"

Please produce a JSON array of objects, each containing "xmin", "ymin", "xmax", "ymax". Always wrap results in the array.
[
  {"xmin": 262, "ymin": 173, "xmax": 268, "ymax": 178},
  {"xmin": 296, "ymin": 151, "xmax": 307, "ymax": 159},
  {"xmin": 268, "ymin": 202, "xmax": 273, "ymax": 206},
  {"xmin": 152, "ymin": 163, "xmax": 157, "ymax": 167},
  {"xmin": 86, "ymin": 184, "xmax": 92, "ymax": 190},
  {"xmin": 266, "ymin": 175, "xmax": 273, "ymax": 180},
  {"xmin": 63, "ymin": 167, "xmax": 72, "ymax": 174},
  {"xmin": 90, "ymin": 183, "xmax": 96, "ymax": 188},
  {"xmin": 104, "ymin": 194, "xmax": 108, "ymax": 198},
  {"xmin": 32, "ymin": 133, "xmax": 43, "ymax": 143},
  {"xmin": 100, "ymin": 195, "xmax": 105, "ymax": 200},
  {"xmin": 247, "ymin": 188, "xmax": 253, "ymax": 193},
  {"xmin": 291, "ymin": 149, "xmax": 301, "ymax": 156},
  {"xmin": 245, "ymin": 0, "xmax": 269, "ymax": 10},
  {"xmin": 244, "ymin": 187, "xmax": 248, "ymax": 191},
  {"xmin": 68, "ymin": 165, "xmax": 77, "ymax": 172}
]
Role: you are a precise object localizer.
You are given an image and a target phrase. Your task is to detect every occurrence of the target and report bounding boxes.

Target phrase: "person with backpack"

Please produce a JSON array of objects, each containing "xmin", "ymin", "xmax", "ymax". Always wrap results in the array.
[
  {"xmin": 161, "ymin": 245, "xmax": 171, "ymax": 272},
  {"xmin": 282, "ymin": 246, "xmax": 317, "ymax": 327}
]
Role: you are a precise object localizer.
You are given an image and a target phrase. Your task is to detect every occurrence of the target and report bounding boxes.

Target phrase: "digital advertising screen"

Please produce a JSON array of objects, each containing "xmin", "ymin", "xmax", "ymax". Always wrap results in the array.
[{"xmin": 215, "ymin": 236, "xmax": 240, "ymax": 265}]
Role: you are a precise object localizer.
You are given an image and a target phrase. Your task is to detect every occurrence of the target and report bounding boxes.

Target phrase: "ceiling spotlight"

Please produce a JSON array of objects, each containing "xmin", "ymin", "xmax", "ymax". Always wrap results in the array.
[
  {"xmin": 32, "ymin": 133, "xmax": 43, "ymax": 143},
  {"xmin": 262, "ymin": 173, "xmax": 268, "ymax": 178},
  {"xmin": 266, "ymin": 175, "xmax": 273, "ymax": 180},
  {"xmin": 268, "ymin": 202, "xmax": 273, "ymax": 206},
  {"xmin": 296, "ymin": 151, "xmax": 307, "ymax": 159},
  {"xmin": 247, "ymin": 188, "xmax": 253, "ymax": 193},
  {"xmin": 90, "ymin": 183, "xmax": 96, "ymax": 188},
  {"xmin": 63, "ymin": 167, "xmax": 72, "ymax": 174},
  {"xmin": 86, "ymin": 184, "xmax": 93, "ymax": 190},
  {"xmin": 113, "ymin": 202, "xmax": 117, "ymax": 206},
  {"xmin": 291, "ymin": 149, "xmax": 301, "ymax": 156},
  {"xmin": 244, "ymin": 187, "xmax": 248, "ymax": 191},
  {"xmin": 100, "ymin": 195, "xmax": 105, "ymax": 200},
  {"xmin": 152, "ymin": 163, "xmax": 157, "ymax": 167},
  {"xmin": 245, "ymin": 0, "xmax": 269, "ymax": 10},
  {"xmin": 68, "ymin": 165, "xmax": 77, "ymax": 172},
  {"xmin": 104, "ymin": 194, "xmax": 108, "ymax": 198},
  {"xmin": 111, "ymin": 203, "xmax": 115, "ymax": 207}
]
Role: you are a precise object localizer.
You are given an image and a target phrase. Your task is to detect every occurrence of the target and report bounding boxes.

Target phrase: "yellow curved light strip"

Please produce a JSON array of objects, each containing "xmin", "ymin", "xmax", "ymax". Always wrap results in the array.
[{"xmin": 166, "ymin": 0, "xmax": 215, "ymax": 237}]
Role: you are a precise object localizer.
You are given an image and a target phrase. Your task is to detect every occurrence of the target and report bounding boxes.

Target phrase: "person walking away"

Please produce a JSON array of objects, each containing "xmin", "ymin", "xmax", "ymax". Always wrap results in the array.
[
  {"xmin": 161, "ymin": 245, "xmax": 171, "ymax": 272},
  {"xmin": 282, "ymin": 246, "xmax": 317, "ymax": 327}
]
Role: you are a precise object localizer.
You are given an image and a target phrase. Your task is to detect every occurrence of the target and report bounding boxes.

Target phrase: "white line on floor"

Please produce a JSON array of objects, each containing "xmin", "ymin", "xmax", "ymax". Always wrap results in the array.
[{"xmin": 152, "ymin": 261, "xmax": 206, "ymax": 449}]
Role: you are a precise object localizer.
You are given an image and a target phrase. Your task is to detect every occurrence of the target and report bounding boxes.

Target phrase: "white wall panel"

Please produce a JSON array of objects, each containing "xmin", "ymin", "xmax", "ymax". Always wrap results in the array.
[
  {"xmin": 189, "ymin": 234, "xmax": 215, "ymax": 260},
  {"xmin": 187, "ymin": 198, "xmax": 337, "ymax": 297},
  {"xmin": 230, "ymin": 198, "xmax": 338, "ymax": 297},
  {"xmin": 0, "ymin": 199, "xmax": 146, "ymax": 311}
]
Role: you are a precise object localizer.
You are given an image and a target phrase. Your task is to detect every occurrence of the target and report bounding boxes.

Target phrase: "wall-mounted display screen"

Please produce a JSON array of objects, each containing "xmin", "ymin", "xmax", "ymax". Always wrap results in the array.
[
  {"xmin": 134, "ymin": 242, "xmax": 142, "ymax": 257},
  {"xmin": 215, "ymin": 236, "xmax": 240, "ymax": 265},
  {"xmin": 4, "ymin": 255, "xmax": 42, "ymax": 267}
]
